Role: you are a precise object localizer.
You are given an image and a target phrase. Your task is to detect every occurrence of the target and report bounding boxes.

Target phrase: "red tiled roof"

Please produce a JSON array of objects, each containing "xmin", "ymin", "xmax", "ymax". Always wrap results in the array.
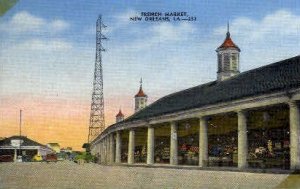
[
  {"xmin": 135, "ymin": 87, "xmax": 147, "ymax": 97},
  {"xmin": 116, "ymin": 110, "xmax": 124, "ymax": 117},
  {"xmin": 217, "ymin": 32, "xmax": 240, "ymax": 51}
]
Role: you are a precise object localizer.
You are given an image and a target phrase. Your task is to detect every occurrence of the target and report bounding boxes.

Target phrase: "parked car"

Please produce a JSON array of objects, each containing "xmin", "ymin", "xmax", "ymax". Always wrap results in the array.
[
  {"xmin": 56, "ymin": 153, "xmax": 65, "ymax": 161},
  {"xmin": 0, "ymin": 155, "xmax": 13, "ymax": 162},
  {"xmin": 45, "ymin": 154, "xmax": 57, "ymax": 162},
  {"xmin": 32, "ymin": 154, "xmax": 43, "ymax": 162}
]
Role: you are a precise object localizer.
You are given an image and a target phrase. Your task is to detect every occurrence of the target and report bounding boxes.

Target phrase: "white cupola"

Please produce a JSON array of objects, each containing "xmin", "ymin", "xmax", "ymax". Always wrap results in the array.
[
  {"xmin": 116, "ymin": 109, "xmax": 124, "ymax": 123},
  {"xmin": 134, "ymin": 78, "xmax": 147, "ymax": 112},
  {"xmin": 216, "ymin": 23, "xmax": 241, "ymax": 81}
]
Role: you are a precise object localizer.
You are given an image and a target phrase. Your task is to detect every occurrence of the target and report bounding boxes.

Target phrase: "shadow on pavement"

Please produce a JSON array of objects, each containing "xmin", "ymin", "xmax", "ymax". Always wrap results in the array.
[{"xmin": 276, "ymin": 172, "xmax": 300, "ymax": 189}]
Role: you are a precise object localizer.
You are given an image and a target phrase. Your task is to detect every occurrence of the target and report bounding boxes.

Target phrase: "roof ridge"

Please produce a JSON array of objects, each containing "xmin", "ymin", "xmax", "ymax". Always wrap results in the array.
[
  {"xmin": 153, "ymin": 55, "xmax": 299, "ymax": 99},
  {"xmin": 238, "ymin": 55, "xmax": 300, "ymax": 77},
  {"xmin": 158, "ymin": 81, "xmax": 217, "ymax": 100},
  {"xmin": 214, "ymin": 55, "xmax": 300, "ymax": 83},
  {"xmin": 3, "ymin": 136, "xmax": 47, "ymax": 148},
  {"xmin": 119, "ymin": 81, "xmax": 217, "ymax": 122}
]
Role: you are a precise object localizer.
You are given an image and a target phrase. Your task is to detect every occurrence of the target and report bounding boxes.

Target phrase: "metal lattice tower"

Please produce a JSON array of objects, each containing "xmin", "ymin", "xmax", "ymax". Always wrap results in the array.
[{"xmin": 88, "ymin": 15, "xmax": 107, "ymax": 143}]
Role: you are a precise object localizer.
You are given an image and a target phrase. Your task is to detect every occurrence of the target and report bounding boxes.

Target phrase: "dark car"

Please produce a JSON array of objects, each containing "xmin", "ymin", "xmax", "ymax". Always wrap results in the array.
[
  {"xmin": 45, "ymin": 154, "xmax": 57, "ymax": 162},
  {"xmin": 0, "ymin": 155, "xmax": 14, "ymax": 162}
]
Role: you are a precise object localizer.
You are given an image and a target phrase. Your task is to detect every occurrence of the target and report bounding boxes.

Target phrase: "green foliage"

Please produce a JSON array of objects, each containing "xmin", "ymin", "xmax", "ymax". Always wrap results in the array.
[
  {"xmin": 74, "ymin": 152, "xmax": 95, "ymax": 163},
  {"xmin": 82, "ymin": 143, "xmax": 91, "ymax": 153},
  {"xmin": 0, "ymin": 0, "xmax": 19, "ymax": 16}
]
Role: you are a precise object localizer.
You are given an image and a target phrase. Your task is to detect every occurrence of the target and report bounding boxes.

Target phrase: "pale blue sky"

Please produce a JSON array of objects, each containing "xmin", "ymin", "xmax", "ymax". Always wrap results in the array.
[{"xmin": 1, "ymin": 0, "xmax": 300, "ymax": 125}]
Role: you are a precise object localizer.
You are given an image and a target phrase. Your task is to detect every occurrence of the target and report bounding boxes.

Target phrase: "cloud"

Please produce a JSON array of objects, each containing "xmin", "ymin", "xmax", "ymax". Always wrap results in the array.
[
  {"xmin": 8, "ymin": 39, "xmax": 73, "ymax": 52},
  {"xmin": 214, "ymin": 9, "xmax": 300, "ymax": 41},
  {"xmin": 6, "ymin": 11, "xmax": 45, "ymax": 33},
  {"xmin": 151, "ymin": 22, "xmax": 197, "ymax": 42},
  {"xmin": 213, "ymin": 9, "xmax": 300, "ymax": 70},
  {"xmin": 121, "ymin": 22, "xmax": 198, "ymax": 50},
  {"xmin": 0, "ymin": 38, "xmax": 93, "ymax": 99},
  {"xmin": 50, "ymin": 19, "xmax": 70, "ymax": 32},
  {"xmin": 0, "ymin": 11, "xmax": 70, "ymax": 34}
]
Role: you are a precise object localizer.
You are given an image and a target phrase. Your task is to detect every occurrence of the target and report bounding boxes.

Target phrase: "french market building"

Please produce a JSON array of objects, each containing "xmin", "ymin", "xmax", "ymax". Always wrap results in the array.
[{"xmin": 90, "ymin": 28, "xmax": 300, "ymax": 171}]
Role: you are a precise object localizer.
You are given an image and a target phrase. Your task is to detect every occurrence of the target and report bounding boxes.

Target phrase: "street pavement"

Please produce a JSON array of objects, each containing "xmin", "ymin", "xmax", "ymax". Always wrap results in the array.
[{"xmin": 0, "ymin": 161, "xmax": 299, "ymax": 189}]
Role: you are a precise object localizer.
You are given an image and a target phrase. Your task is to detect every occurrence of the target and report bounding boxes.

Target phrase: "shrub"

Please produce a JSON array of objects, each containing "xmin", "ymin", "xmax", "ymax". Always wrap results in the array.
[{"xmin": 74, "ymin": 152, "xmax": 95, "ymax": 163}]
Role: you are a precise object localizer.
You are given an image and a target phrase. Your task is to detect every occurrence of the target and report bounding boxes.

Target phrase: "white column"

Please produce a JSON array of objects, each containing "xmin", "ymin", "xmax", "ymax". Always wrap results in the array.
[
  {"xmin": 100, "ymin": 140, "xmax": 103, "ymax": 163},
  {"xmin": 170, "ymin": 121, "xmax": 178, "ymax": 165},
  {"xmin": 99, "ymin": 141, "xmax": 102, "ymax": 163},
  {"xmin": 107, "ymin": 137, "xmax": 110, "ymax": 163},
  {"xmin": 104, "ymin": 138, "xmax": 107, "ymax": 163},
  {"xmin": 237, "ymin": 110, "xmax": 248, "ymax": 169},
  {"xmin": 109, "ymin": 134, "xmax": 115, "ymax": 164},
  {"xmin": 289, "ymin": 101, "xmax": 300, "ymax": 170},
  {"xmin": 101, "ymin": 141, "xmax": 105, "ymax": 163},
  {"xmin": 147, "ymin": 126, "xmax": 155, "ymax": 165},
  {"xmin": 100, "ymin": 141, "xmax": 102, "ymax": 163},
  {"xmin": 105, "ymin": 137, "xmax": 109, "ymax": 163},
  {"xmin": 14, "ymin": 148, "xmax": 17, "ymax": 162},
  {"xmin": 199, "ymin": 116, "xmax": 208, "ymax": 167},
  {"xmin": 115, "ymin": 131, "xmax": 122, "ymax": 163},
  {"xmin": 128, "ymin": 129, "xmax": 135, "ymax": 164}
]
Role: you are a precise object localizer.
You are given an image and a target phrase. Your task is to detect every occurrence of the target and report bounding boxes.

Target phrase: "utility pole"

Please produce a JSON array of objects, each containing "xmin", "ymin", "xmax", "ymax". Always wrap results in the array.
[
  {"xmin": 19, "ymin": 109, "xmax": 22, "ymax": 137},
  {"xmin": 19, "ymin": 109, "xmax": 22, "ymax": 157},
  {"xmin": 88, "ymin": 15, "xmax": 107, "ymax": 143}
]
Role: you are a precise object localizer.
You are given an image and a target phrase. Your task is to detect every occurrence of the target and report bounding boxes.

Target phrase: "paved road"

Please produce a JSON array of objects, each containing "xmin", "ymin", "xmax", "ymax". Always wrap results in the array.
[{"xmin": 0, "ymin": 161, "xmax": 299, "ymax": 189}]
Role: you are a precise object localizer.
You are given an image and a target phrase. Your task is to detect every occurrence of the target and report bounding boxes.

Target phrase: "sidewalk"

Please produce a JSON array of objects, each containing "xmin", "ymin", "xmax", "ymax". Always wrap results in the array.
[{"xmin": 0, "ymin": 161, "xmax": 298, "ymax": 189}]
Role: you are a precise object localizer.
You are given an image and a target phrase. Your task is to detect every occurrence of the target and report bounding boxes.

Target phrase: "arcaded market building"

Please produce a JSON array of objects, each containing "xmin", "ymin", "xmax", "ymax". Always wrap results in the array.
[{"xmin": 90, "ymin": 28, "xmax": 300, "ymax": 170}]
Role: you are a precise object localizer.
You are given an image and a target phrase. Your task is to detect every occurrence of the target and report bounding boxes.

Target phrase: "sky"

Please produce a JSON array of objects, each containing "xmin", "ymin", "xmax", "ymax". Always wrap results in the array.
[{"xmin": 1, "ymin": 0, "xmax": 300, "ymax": 150}]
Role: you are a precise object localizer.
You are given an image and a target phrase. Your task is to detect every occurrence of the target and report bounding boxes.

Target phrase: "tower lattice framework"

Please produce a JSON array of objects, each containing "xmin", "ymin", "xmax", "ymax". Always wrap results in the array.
[{"xmin": 88, "ymin": 15, "xmax": 107, "ymax": 143}]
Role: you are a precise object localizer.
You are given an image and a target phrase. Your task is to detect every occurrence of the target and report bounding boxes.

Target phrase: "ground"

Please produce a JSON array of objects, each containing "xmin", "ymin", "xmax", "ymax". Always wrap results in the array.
[{"xmin": 0, "ymin": 161, "xmax": 300, "ymax": 189}]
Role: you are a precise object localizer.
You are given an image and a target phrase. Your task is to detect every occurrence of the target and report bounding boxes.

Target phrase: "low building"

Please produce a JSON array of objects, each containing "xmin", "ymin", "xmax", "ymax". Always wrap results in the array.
[
  {"xmin": 46, "ymin": 143, "xmax": 61, "ymax": 153},
  {"xmin": 61, "ymin": 147, "xmax": 72, "ymax": 153},
  {"xmin": 90, "ymin": 27, "xmax": 300, "ymax": 171},
  {"xmin": 0, "ymin": 136, "xmax": 53, "ymax": 161}
]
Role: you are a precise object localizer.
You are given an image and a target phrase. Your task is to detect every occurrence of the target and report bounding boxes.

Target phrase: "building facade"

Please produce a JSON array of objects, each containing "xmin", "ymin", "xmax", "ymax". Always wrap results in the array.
[
  {"xmin": 46, "ymin": 143, "xmax": 61, "ymax": 153},
  {"xmin": 90, "ymin": 30, "xmax": 300, "ymax": 171},
  {"xmin": 0, "ymin": 136, "xmax": 53, "ymax": 161}
]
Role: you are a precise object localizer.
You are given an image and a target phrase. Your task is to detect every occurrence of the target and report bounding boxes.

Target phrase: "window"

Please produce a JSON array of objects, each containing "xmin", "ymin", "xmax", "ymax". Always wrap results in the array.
[
  {"xmin": 223, "ymin": 53, "xmax": 230, "ymax": 71},
  {"xmin": 231, "ymin": 54, "xmax": 238, "ymax": 70},
  {"xmin": 218, "ymin": 54, "xmax": 222, "ymax": 72}
]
